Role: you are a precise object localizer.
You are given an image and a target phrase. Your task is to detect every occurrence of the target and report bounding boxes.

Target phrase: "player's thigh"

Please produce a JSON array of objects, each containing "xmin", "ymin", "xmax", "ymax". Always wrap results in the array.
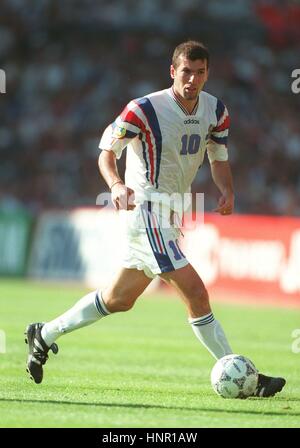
[
  {"xmin": 103, "ymin": 267, "xmax": 153, "ymax": 303},
  {"xmin": 160, "ymin": 263, "xmax": 209, "ymax": 304}
]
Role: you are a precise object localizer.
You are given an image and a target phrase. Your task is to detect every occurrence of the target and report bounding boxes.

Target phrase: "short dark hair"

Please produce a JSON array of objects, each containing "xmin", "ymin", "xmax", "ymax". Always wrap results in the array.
[{"xmin": 172, "ymin": 40, "xmax": 210, "ymax": 69}]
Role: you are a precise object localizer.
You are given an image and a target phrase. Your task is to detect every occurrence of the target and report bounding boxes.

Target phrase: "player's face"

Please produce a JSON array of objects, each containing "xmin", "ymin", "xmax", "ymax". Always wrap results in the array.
[{"xmin": 171, "ymin": 56, "xmax": 209, "ymax": 102}]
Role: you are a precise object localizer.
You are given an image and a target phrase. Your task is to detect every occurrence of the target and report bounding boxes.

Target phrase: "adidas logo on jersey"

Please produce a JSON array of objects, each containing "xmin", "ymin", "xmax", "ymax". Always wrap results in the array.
[{"xmin": 184, "ymin": 119, "xmax": 200, "ymax": 124}]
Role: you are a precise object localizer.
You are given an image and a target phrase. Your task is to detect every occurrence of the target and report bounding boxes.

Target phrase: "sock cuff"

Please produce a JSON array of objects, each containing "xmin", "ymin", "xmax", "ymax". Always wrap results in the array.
[
  {"xmin": 95, "ymin": 291, "xmax": 111, "ymax": 316},
  {"xmin": 188, "ymin": 312, "xmax": 215, "ymax": 326}
]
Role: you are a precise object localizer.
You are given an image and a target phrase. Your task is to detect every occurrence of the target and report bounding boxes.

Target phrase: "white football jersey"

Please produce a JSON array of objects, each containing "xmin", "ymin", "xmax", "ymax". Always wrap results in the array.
[{"xmin": 99, "ymin": 88, "xmax": 229, "ymax": 211}]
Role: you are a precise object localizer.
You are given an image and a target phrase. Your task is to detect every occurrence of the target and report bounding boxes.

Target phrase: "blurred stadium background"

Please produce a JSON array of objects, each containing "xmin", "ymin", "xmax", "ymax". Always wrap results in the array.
[{"xmin": 1, "ymin": 0, "xmax": 300, "ymax": 302}]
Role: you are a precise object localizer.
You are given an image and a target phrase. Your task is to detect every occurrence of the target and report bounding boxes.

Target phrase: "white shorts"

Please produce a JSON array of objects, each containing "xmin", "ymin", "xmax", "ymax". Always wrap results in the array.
[{"xmin": 121, "ymin": 201, "xmax": 189, "ymax": 279}]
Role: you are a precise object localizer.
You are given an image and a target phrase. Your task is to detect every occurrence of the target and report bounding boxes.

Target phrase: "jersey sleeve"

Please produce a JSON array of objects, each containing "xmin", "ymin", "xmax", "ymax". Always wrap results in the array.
[
  {"xmin": 206, "ymin": 99, "xmax": 230, "ymax": 163},
  {"xmin": 99, "ymin": 100, "xmax": 142, "ymax": 159}
]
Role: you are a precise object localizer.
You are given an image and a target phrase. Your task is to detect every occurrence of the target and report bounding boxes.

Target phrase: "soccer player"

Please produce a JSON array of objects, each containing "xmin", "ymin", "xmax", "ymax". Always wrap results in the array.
[{"xmin": 25, "ymin": 41, "xmax": 285, "ymax": 397}]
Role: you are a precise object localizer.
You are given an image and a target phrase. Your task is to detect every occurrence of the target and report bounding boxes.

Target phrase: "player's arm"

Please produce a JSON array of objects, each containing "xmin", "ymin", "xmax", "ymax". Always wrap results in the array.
[
  {"xmin": 206, "ymin": 100, "xmax": 234, "ymax": 215},
  {"xmin": 210, "ymin": 160, "xmax": 234, "ymax": 215},
  {"xmin": 98, "ymin": 150, "xmax": 135, "ymax": 210},
  {"xmin": 98, "ymin": 101, "xmax": 141, "ymax": 210}
]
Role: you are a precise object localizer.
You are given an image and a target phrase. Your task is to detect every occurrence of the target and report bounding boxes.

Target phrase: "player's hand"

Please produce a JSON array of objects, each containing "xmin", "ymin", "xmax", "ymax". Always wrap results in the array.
[
  {"xmin": 213, "ymin": 193, "xmax": 234, "ymax": 215},
  {"xmin": 111, "ymin": 183, "xmax": 136, "ymax": 210}
]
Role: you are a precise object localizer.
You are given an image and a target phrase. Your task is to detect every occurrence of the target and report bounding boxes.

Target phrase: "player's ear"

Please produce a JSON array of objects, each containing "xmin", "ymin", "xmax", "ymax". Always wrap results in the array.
[
  {"xmin": 205, "ymin": 61, "xmax": 209, "ymax": 81},
  {"xmin": 170, "ymin": 65, "xmax": 175, "ymax": 80},
  {"xmin": 206, "ymin": 67, "xmax": 210, "ymax": 81}
]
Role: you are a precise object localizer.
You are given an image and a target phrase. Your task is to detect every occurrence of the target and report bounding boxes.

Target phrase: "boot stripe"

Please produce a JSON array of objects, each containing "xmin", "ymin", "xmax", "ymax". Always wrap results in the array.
[
  {"xmin": 30, "ymin": 355, "xmax": 41, "ymax": 365},
  {"xmin": 34, "ymin": 338, "xmax": 44, "ymax": 351}
]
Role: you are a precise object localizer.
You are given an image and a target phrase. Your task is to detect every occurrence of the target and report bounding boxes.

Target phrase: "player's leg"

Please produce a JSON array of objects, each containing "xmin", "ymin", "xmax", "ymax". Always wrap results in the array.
[
  {"xmin": 160, "ymin": 264, "xmax": 286, "ymax": 397},
  {"xmin": 42, "ymin": 267, "xmax": 152, "ymax": 344},
  {"xmin": 160, "ymin": 263, "xmax": 232, "ymax": 360},
  {"xmin": 25, "ymin": 268, "xmax": 152, "ymax": 383},
  {"xmin": 101, "ymin": 267, "xmax": 153, "ymax": 312}
]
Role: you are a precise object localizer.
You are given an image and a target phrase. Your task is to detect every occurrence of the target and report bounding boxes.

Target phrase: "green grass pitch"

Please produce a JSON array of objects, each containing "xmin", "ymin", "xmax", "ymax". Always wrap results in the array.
[{"xmin": 0, "ymin": 279, "xmax": 300, "ymax": 428}]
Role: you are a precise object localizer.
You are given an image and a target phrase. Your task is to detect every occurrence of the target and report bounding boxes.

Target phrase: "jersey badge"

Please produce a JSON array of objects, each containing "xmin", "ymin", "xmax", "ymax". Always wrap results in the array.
[{"xmin": 113, "ymin": 126, "xmax": 126, "ymax": 139}]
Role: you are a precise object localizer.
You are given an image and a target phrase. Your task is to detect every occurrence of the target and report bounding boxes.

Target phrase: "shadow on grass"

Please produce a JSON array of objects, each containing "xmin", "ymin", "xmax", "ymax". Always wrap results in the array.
[{"xmin": 0, "ymin": 397, "xmax": 300, "ymax": 418}]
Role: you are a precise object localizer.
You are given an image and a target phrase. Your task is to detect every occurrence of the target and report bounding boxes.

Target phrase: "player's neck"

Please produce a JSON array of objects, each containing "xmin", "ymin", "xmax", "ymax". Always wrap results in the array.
[{"xmin": 172, "ymin": 86, "xmax": 199, "ymax": 115}]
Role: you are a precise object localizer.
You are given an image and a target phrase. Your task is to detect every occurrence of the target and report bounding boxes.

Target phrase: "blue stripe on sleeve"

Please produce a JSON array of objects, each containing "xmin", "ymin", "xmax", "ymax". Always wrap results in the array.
[{"xmin": 135, "ymin": 98, "xmax": 162, "ymax": 189}]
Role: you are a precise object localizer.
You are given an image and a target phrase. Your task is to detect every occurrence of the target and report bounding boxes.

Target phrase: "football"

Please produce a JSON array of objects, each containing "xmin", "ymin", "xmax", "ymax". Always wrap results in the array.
[{"xmin": 211, "ymin": 354, "xmax": 258, "ymax": 399}]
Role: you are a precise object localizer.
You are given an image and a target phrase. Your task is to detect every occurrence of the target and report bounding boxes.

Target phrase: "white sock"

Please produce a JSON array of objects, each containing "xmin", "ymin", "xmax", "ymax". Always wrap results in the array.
[
  {"xmin": 189, "ymin": 312, "xmax": 232, "ymax": 360},
  {"xmin": 41, "ymin": 291, "xmax": 110, "ymax": 347}
]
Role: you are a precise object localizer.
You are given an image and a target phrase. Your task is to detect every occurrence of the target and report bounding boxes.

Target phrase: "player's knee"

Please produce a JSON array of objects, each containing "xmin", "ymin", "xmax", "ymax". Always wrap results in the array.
[
  {"xmin": 188, "ymin": 283, "xmax": 209, "ymax": 304},
  {"xmin": 186, "ymin": 285, "xmax": 210, "ymax": 316},
  {"xmin": 104, "ymin": 295, "xmax": 136, "ymax": 313},
  {"xmin": 115, "ymin": 301, "xmax": 135, "ymax": 312}
]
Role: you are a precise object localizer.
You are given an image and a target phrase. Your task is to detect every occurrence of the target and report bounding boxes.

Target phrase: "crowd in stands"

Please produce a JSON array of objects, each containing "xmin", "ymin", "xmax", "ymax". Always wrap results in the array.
[{"xmin": 1, "ymin": 0, "xmax": 300, "ymax": 215}]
